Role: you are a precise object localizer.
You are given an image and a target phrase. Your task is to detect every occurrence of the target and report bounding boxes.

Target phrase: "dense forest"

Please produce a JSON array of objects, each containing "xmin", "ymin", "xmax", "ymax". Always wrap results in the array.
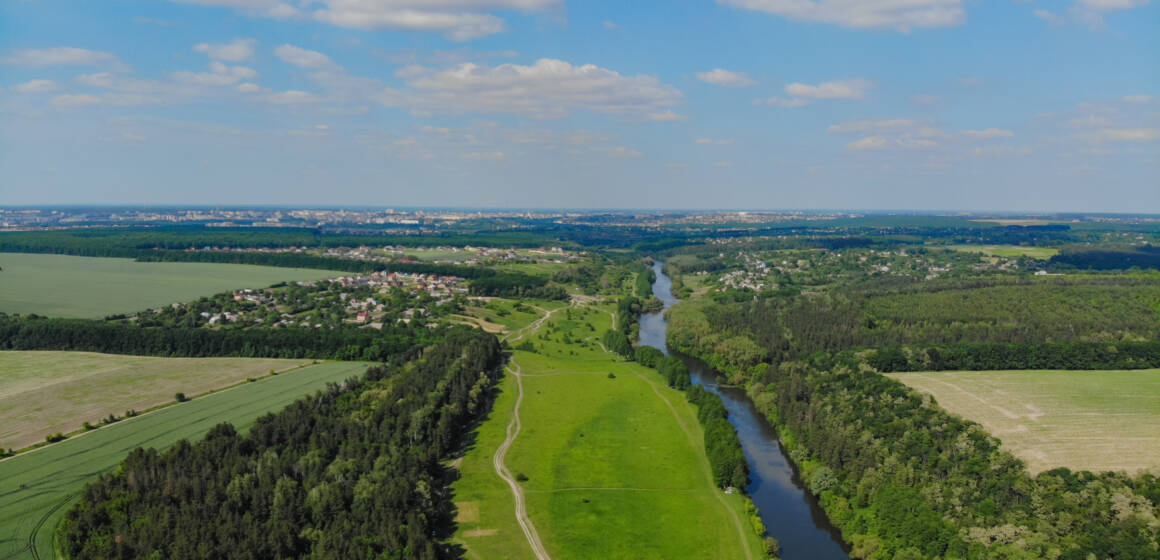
[
  {"xmin": 60, "ymin": 330, "xmax": 504, "ymax": 560},
  {"xmin": 0, "ymin": 314, "xmax": 443, "ymax": 361},
  {"xmin": 668, "ymin": 276, "xmax": 1160, "ymax": 376},
  {"xmin": 664, "ymin": 268, "xmax": 1160, "ymax": 558}
]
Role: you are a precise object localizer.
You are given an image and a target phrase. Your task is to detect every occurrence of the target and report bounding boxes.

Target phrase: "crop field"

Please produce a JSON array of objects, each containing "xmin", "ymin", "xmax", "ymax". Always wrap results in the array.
[
  {"xmin": 0, "ymin": 351, "xmax": 313, "ymax": 451},
  {"xmin": 0, "ymin": 361, "xmax": 369, "ymax": 560},
  {"xmin": 451, "ymin": 303, "xmax": 765, "ymax": 559},
  {"xmin": 0, "ymin": 253, "xmax": 340, "ymax": 318},
  {"xmin": 945, "ymin": 244, "xmax": 1060, "ymax": 259},
  {"xmin": 890, "ymin": 369, "xmax": 1160, "ymax": 474}
]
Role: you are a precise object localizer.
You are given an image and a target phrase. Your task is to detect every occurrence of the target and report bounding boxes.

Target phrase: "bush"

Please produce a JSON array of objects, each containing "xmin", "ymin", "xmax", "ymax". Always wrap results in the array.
[{"xmin": 174, "ymin": 392, "xmax": 188, "ymax": 402}]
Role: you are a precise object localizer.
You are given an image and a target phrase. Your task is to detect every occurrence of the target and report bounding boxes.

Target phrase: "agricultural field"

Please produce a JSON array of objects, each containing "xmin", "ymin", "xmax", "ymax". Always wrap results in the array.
[
  {"xmin": 0, "ymin": 361, "xmax": 369, "ymax": 560},
  {"xmin": 0, "ymin": 253, "xmax": 340, "ymax": 318},
  {"xmin": 890, "ymin": 369, "xmax": 1160, "ymax": 474},
  {"xmin": 451, "ymin": 303, "xmax": 765, "ymax": 559},
  {"xmin": 944, "ymin": 244, "xmax": 1060, "ymax": 259},
  {"xmin": 0, "ymin": 351, "xmax": 313, "ymax": 450}
]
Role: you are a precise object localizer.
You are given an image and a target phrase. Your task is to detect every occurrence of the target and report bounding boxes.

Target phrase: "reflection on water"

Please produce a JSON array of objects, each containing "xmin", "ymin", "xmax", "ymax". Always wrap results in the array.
[{"xmin": 641, "ymin": 261, "xmax": 849, "ymax": 560}]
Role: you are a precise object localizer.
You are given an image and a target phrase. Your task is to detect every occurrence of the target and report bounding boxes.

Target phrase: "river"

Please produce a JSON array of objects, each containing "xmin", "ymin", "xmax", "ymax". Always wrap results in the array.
[{"xmin": 639, "ymin": 261, "xmax": 850, "ymax": 560}]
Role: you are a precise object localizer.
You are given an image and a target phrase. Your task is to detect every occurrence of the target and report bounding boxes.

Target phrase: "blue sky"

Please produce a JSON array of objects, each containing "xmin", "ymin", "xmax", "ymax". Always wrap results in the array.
[{"xmin": 1, "ymin": 0, "xmax": 1157, "ymax": 211}]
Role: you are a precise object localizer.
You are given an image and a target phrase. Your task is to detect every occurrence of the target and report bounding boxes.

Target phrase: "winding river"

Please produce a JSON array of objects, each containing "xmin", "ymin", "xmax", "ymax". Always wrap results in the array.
[{"xmin": 639, "ymin": 262, "xmax": 850, "ymax": 560}]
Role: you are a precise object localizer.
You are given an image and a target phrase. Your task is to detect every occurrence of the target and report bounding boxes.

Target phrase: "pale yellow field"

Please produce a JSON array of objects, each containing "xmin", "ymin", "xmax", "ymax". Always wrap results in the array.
[
  {"xmin": 891, "ymin": 370, "xmax": 1160, "ymax": 475},
  {"xmin": 0, "ymin": 351, "xmax": 312, "ymax": 450}
]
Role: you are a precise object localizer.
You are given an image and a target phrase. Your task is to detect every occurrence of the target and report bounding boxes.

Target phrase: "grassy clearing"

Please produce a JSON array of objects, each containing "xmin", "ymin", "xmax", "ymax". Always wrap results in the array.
[
  {"xmin": 0, "ymin": 253, "xmax": 340, "ymax": 318},
  {"xmin": 890, "ymin": 369, "xmax": 1160, "ymax": 474},
  {"xmin": 0, "ymin": 351, "xmax": 313, "ymax": 450},
  {"xmin": 451, "ymin": 303, "xmax": 765, "ymax": 559},
  {"xmin": 0, "ymin": 361, "xmax": 370, "ymax": 560},
  {"xmin": 944, "ymin": 244, "xmax": 1060, "ymax": 259}
]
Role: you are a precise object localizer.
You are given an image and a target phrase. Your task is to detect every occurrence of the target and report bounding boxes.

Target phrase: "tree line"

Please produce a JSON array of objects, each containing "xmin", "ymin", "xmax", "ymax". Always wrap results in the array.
[
  {"xmin": 0, "ymin": 313, "xmax": 445, "ymax": 362},
  {"xmin": 60, "ymin": 330, "xmax": 504, "ymax": 560}
]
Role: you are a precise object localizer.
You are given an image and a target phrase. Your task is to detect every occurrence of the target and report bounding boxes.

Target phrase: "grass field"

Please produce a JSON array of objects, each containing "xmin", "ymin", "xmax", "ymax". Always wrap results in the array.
[
  {"xmin": 944, "ymin": 244, "xmax": 1060, "ymax": 259},
  {"xmin": 890, "ymin": 369, "xmax": 1160, "ymax": 474},
  {"xmin": 0, "ymin": 361, "xmax": 370, "ymax": 560},
  {"xmin": 0, "ymin": 351, "xmax": 314, "ymax": 451},
  {"xmin": 0, "ymin": 253, "xmax": 340, "ymax": 318},
  {"xmin": 451, "ymin": 303, "xmax": 766, "ymax": 559}
]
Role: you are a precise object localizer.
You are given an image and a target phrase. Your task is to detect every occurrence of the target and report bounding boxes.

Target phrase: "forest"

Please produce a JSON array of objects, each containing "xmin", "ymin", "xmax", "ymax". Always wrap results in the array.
[
  {"xmin": 60, "ymin": 330, "xmax": 504, "ymax": 560},
  {"xmin": 0, "ymin": 313, "xmax": 445, "ymax": 362}
]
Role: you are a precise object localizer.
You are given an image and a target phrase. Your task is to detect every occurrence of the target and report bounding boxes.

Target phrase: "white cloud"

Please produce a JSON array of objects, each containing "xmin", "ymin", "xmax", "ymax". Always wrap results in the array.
[
  {"xmin": 178, "ymin": 0, "xmax": 561, "ymax": 41},
  {"xmin": 1102, "ymin": 128, "xmax": 1159, "ymax": 142},
  {"xmin": 911, "ymin": 94, "xmax": 940, "ymax": 105},
  {"xmin": 173, "ymin": 62, "xmax": 258, "ymax": 86},
  {"xmin": 13, "ymin": 79, "xmax": 59, "ymax": 93},
  {"xmin": 1123, "ymin": 94, "xmax": 1153, "ymax": 103},
  {"xmin": 958, "ymin": 76, "xmax": 984, "ymax": 87},
  {"xmin": 696, "ymin": 138, "xmax": 736, "ymax": 145},
  {"xmin": 4, "ymin": 47, "xmax": 128, "ymax": 71},
  {"xmin": 50, "ymin": 93, "xmax": 102, "ymax": 107},
  {"xmin": 962, "ymin": 128, "xmax": 1014, "ymax": 139},
  {"xmin": 463, "ymin": 150, "xmax": 505, "ymax": 160},
  {"xmin": 1069, "ymin": 0, "xmax": 1151, "ymax": 28},
  {"xmin": 695, "ymin": 68, "xmax": 756, "ymax": 87},
  {"xmin": 264, "ymin": 90, "xmax": 321, "ymax": 104},
  {"xmin": 274, "ymin": 44, "xmax": 339, "ymax": 69},
  {"xmin": 752, "ymin": 96, "xmax": 810, "ymax": 107},
  {"xmin": 648, "ymin": 109, "xmax": 687, "ymax": 122},
  {"xmin": 717, "ymin": 0, "xmax": 965, "ymax": 32},
  {"xmin": 785, "ymin": 78, "xmax": 873, "ymax": 99},
  {"xmin": 847, "ymin": 136, "xmax": 888, "ymax": 150},
  {"xmin": 603, "ymin": 146, "xmax": 643, "ymax": 158},
  {"xmin": 972, "ymin": 145, "xmax": 1032, "ymax": 157},
  {"xmin": 713, "ymin": 161, "xmax": 733, "ymax": 167},
  {"xmin": 193, "ymin": 38, "xmax": 256, "ymax": 62},
  {"xmin": 827, "ymin": 119, "xmax": 918, "ymax": 133},
  {"xmin": 379, "ymin": 58, "xmax": 683, "ymax": 119},
  {"xmin": 237, "ymin": 82, "xmax": 261, "ymax": 93},
  {"xmin": 1033, "ymin": 9, "xmax": 1067, "ymax": 25},
  {"xmin": 603, "ymin": 20, "xmax": 621, "ymax": 31}
]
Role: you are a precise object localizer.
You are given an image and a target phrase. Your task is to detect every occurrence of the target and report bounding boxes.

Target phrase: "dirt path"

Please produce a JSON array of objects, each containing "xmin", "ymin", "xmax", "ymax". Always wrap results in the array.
[{"xmin": 492, "ymin": 360, "xmax": 552, "ymax": 560}]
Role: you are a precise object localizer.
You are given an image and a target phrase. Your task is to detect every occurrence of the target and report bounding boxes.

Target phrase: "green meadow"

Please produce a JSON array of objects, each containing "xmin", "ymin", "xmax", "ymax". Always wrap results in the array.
[
  {"xmin": 945, "ymin": 244, "xmax": 1060, "ymax": 259},
  {"xmin": 451, "ymin": 303, "xmax": 765, "ymax": 559},
  {"xmin": 0, "ymin": 361, "xmax": 370, "ymax": 560},
  {"xmin": 0, "ymin": 253, "xmax": 340, "ymax": 318}
]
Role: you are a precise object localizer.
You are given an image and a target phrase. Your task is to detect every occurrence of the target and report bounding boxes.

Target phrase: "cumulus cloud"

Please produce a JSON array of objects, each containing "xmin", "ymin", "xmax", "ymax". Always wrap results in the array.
[
  {"xmin": 786, "ymin": 78, "xmax": 873, "ymax": 100},
  {"xmin": 973, "ymin": 145, "xmax": 1032, "ymax": 157},
  {"xmin": 696, "ymin": 138, "xmax": 736, "ymax": 145},
  {"xmin": 1101, "ymin": 128, "xmax": 1159, "ymax": 142},
  {"xmin": 752, "ymin": 96, "xmax": 810, "ymax": 107},
  {"xmin": 193, "ymin": 38, "xmax": 256, "ymax": 61},
  {"xmin": 911, "ymin": 94, "xmax": 941, "ymax": 105},
  {"xmin": 1069, "ymin": 0, "xmax": 1151, "ymax": 28},
  {"xmin": 50, "ymin": 93, "xmax": 102, "ymax": 107},
  {"xmin": 827, "ymin": 119, "xmax": 918, "ymax": 133},
  {"xmin": 4, "ymin": 47, "xmax": 128, "ymax": 71},
  {"xmin": 13, "ymin": 79, "xmax": 59, "ymax": 93},
  {"xmin": 379, "ymin": 58, "xmax": 683, "ymax": 119},
  {"xmin": 717, "ymin": 0, "xmax": 965, "ymax": 32},
  {"xmin": 173, "ymin": 61, "xmax": 258, "ymax": 86},
  {"xmin": 462, "ymin": 150, "xmax": 505, "ymax": 160},
  {"xmin": 647, "ymin": 109, "xmax": 687, "ymax": 122},
  {"xmin": 264, "ymin": 90, "xmax": 322, "ymax": 104},
  {"xmin": 1123, "ymin": 94, "xmax": 1153, "ymax": 103},
  {"xmin": 274, "ymin": 44, "xmax": 340, "ymax": 69},
  {"xmin": 847, "ymin": 136, "xmax": 888, "ymax": 150},
  {"xmin": 1033, "ymin": 9, "xmax": 1067, "ymax": 25},
  {"xmin": 695, "ymin": 68, "xmax": 756, "ymax": 87},
  {"xmin": 962, "ymin": 128, "xmax": 1014, "ymax": 139},
  {"xmin": 237, "ymin": 83, "xmax": 261, "ymax": 93},
  {"xmin": 174, "ymin": 0, "xmax": 561, "ymax": 41}
]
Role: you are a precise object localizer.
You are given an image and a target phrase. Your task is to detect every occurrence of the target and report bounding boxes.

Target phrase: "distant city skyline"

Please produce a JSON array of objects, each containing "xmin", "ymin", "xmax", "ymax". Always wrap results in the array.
[{"xmin": 1, "ymin": 1, "xmax": 1157, "ymax": 212}]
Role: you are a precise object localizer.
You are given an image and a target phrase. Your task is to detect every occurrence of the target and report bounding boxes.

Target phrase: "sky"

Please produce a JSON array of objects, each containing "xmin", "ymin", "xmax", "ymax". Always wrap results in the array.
[{"xmin": 0, "ymin": 0, "xmax": 1157, "ymax": 212}]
